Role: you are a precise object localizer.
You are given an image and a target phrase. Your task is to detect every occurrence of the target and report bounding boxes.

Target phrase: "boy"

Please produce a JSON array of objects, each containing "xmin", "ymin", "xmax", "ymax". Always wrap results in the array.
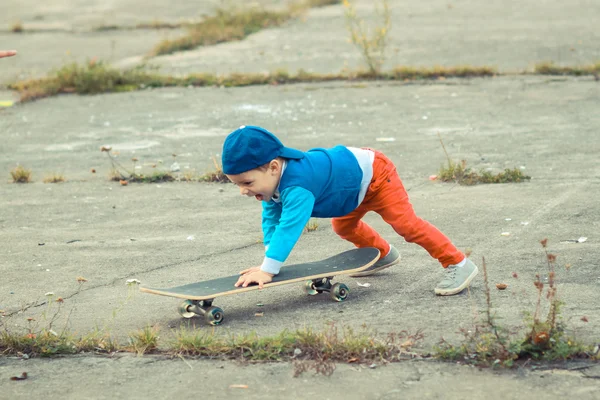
[{"xmin": 223, "ymin": 125, "xmax": 478, "ymax": 295}]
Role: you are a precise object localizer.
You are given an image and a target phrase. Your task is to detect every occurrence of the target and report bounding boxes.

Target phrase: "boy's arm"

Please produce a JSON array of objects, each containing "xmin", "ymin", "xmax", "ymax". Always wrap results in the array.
[
  {"xmin": 261, "ymin": 200, "xmax": 282, "ymax": 249},
  {"xmin": 235, "ymin": 187, "xmax": 314, "ymax": 288},
  {"xmin": 259, "ymin": 186, "xmax": 315, "ymax": 275}
]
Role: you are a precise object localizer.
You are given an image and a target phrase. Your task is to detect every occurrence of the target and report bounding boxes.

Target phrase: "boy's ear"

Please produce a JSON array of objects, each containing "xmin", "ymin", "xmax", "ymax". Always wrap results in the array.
[{"xmin": 269, "ymin": 159, "xmax": 281, "ymax": 174}]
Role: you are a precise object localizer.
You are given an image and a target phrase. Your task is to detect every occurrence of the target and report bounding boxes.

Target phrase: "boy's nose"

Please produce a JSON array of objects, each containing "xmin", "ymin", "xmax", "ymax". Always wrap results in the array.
[{"xmin": 240, "ymin": 187, "xmax": 248, "ymax": 195}]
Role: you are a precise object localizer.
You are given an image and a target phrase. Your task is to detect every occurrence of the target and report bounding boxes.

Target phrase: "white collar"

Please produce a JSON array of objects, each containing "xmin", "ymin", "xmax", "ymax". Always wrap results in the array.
[{"xmin": 271, "ymin": 160, "xmax": 287, "ymax": 203}]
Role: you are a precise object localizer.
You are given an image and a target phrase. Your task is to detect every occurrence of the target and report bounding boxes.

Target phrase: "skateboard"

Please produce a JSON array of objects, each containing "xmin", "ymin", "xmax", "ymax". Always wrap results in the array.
[{"xmin": 140, "ymin": 247, "xmax": 380, "ymax": 325}]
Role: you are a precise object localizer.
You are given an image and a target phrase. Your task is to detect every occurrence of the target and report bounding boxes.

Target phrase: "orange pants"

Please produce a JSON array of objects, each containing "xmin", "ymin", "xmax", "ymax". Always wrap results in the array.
[{"xmin": 332, "ymin": 150, "xmax": 464, "ymax": 268}]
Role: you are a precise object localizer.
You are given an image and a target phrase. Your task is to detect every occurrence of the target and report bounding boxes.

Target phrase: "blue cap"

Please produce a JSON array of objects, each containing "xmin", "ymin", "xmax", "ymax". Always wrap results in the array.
[{"xmin": 222, "ymin": 125, "xmax": 304, "ymax": 175}]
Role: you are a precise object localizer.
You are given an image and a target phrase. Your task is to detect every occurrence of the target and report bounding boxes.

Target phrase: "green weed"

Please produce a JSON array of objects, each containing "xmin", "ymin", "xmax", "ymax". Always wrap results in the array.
[
  {"xmin": 10, "ymin": 165, "xmax": 32, "ymax": 183},
  {"xmin": 199, "ymin": 156, "xmax": 229, "ymax": 183},
  {"xmin": 171, "ymin": 323, "xmax": 422, "ymax": 373},
  {"xmin": 102, "ymin": 148, "xmax": 175, "ymax": 184},
  {"xmin": 150, "ymin": 8, "xmax": 290, "ymax": 56},
  {"xmin": 10, "ymin": 61, "xmax": 499, "ymax": 103},
  {"xmin": 534, "ymin": 62, "xmax": 600, "ymax": 78},
  {"xmin": 436, "ymin": 134, "xmax": 530, "ymax": 185},
  {"xmin": 150, "ymin": 1, "xmax": 342, "ymax": 56},
  {"xmin": 434, "ymin": 240, "xmax": 596, "ymax": 367},
  {"xmin": 11, "ymin": 21, "xmax": 24, "ymax": 33},
  {"xmin": 304, "ymin": 219, "xmax": 319, "ymax": 233},
  {"xmin": 388, "ymin": 65, "xmax": 496, "ymax": 80},
  {"xmin": 128, "ymin": 325, "xmax": 160, "ymax": 356},
  {"xmin": 43, "ymin": 173, "xmax": 66, "ymax": 183},
  {"xmin": 94, "ymin": 20, "xmax": 184, "ymax": 31},
  {"xmin": 343, "ymin": 0, "xmax": 391, "ymax": 75}
]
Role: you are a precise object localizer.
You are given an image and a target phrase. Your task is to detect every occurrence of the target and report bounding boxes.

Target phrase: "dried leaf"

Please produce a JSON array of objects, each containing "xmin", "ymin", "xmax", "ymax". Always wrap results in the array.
[
  {"xmin": 10, "ymin": 372, "xmax": 28, "ymax": 381},
  {"xmin": 229, "ymin": 385, "xmax": 248, "ymax": 389}
]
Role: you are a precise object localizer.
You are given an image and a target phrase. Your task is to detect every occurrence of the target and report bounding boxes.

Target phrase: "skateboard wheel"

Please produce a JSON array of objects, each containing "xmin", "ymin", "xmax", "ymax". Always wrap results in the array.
[
  {"xmin": 330, "ymin": 283, "xmax": 349, "ymax": 302},
  {"xmin": 303, "ymin": 280, "xmax": 319, "ymax": 296},
  {"xmin": 178, "ymin": 300, "xmax": 197, "ymax": 319},
  {"xmin": 205, "ymin": 306, "xmax": 224, "ymax": 325}
]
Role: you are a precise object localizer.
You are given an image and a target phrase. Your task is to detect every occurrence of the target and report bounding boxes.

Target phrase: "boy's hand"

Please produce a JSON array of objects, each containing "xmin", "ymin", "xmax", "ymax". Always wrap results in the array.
[
  {"xmin": 235, "ymin": 270, "xmax": 274, "ymax": 289},
  {"xmin": 239, "ymin": 266, "xmax": 261, "ymax": 275},
  {"xmin": 0, "ymin": 50, "xmax": 17, "ymax": 59}
]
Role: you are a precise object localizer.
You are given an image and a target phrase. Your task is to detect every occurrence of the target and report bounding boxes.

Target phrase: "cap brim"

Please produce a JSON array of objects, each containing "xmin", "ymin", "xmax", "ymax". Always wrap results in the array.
[{"xmin": 280, "ymin": 147, "xmax": 304, "ymax": 159}]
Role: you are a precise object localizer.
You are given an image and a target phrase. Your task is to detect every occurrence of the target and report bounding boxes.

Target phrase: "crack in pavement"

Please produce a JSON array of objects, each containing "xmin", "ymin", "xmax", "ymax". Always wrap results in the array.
[{"xmin": 3, "ymin": 240, "xmax": 262, "ymax": 316}]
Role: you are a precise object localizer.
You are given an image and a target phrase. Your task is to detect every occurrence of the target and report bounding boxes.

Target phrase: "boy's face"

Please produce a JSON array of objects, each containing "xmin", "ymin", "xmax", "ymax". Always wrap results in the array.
[{"xmin": 226, "ymin": 159, "xmax": 282, "ymax": 202}]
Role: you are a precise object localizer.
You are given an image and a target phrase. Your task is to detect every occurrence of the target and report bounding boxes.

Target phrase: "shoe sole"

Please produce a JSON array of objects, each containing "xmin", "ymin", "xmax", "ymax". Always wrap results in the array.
[
  {"xmin": 349, "ymin": 256, "xmax": 401, "ymax": 278},
  {"xmin": 434, "ymin": 266, "xmax": 479, "ymax": 296}
]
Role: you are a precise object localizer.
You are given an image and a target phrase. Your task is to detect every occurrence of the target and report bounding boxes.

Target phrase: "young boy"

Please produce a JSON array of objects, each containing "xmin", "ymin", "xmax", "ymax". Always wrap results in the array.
[{"xmin": 223, "ymin": 125, "xmax": 478, "ymax": 295}]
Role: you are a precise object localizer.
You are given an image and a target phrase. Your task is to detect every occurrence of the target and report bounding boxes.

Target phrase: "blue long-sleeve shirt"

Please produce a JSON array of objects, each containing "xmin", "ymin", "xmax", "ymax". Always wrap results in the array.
[{"xmin": 259, "ymin": 146, "xmax": 373, "ymax": 274}]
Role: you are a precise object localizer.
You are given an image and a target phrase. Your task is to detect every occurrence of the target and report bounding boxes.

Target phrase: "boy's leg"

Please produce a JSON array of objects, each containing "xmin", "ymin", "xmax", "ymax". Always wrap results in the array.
[
  {"xmin": 331, "ymin": 206, "xmax": 390, "ymax": 258},
  {"xmin": 369, "ymin": 152, "xmax": 464, "ymax": 267},
  {"xmin": 331, "ymin": 207, "xmax": 401, "ymax": 276},
  {"xmin": 367, "ymin": 151, "xmax": 478, "ymax": 295}
]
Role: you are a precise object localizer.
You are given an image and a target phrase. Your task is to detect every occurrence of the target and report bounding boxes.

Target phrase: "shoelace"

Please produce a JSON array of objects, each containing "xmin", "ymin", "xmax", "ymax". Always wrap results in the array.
[{"xmin": 446, "ymin": 265, "xmax": 458, "ymax": 278}]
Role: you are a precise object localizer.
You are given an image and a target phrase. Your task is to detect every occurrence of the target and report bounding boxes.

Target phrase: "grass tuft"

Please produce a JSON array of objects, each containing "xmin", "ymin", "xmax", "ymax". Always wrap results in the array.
[
  {"xmin": 128, "ymin": 325, "xmax": 160, "ymax": 356},
  {"xmin": 43, "ymin": 173, "xmax": 66, "ymax": 183},
  {"xmin": 434, "ymin": 241, "xmax": 596, "ymax": 367},
  {"xmin": 170, "ymin": 324, "xmax": 422, "ymax": 367},
  {"xmin": 389, "ymin": 65, "xmax": 496, "ymax": 80},
  {"xmin": 10, "ymin": 165, "xmax": 32, "ymax": 183},
  {"xmin": 11, "ymin": 21, "xmax": 24, "ymax": 33},
  {"xmin": 304, "ymin": 219, "xmax": 319, "ymax": 233},
  {"xmin": 150, "ymin": 8, "xmax": 291, "ymax": 56},
  {"xmin": 9, "ymin": 62, "xmax": 499, "ymax": 103},
  {"xmin": 438, "ymin": 160, "xmax": 530, "ymax": 186},
  {"xmin": 534, "ymin": 62, "xmax": 600, "ymax": 78},
  {"xmin": 436, "ymin": 134, "xmax": 530, "ymax": 185},
  {"xmin": 199, "ymin": 156, "xmax": 229, "ymax": 183},
  {"xmin": 150, "ymin": 1, "xmax": 344, "ymax": 56}
]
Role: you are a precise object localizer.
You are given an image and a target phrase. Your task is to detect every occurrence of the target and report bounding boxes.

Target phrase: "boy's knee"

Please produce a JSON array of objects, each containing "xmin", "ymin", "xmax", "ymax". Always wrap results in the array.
[{"xmin": 331, "ymin": 220, "xmax": 357, "ymax": 236}]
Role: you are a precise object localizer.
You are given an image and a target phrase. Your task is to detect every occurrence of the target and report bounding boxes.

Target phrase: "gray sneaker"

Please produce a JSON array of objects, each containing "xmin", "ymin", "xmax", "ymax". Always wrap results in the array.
[
  {"xmin": 434, "ymin": 258, "xmax": 479, "ymax": 296},
  {"xmin": 350, "ymin": 245, "xmax": 400, "ymax": 277}
]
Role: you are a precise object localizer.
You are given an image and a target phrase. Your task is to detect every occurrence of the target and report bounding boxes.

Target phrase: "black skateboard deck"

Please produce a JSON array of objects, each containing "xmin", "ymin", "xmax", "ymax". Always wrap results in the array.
[{"xmin": 140, "ymin": 247, "xmax": 380, "ymax": 325}]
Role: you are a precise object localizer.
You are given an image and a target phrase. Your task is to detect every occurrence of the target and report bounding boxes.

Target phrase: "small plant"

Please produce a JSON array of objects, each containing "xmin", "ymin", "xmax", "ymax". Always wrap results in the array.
[
  {"xmin": 200, "ymin": 156, "xmax": 229, "ymax": 183},
  {"xmin": 171, "ymin": 323, "xmax": 422, "ymax": 375},
  {"xmin": 101, "ymin": 147, "xmax": 175, "ymax": 183},
  {"xmin": 128, "ymin": 325, "xmax": 160, "ymax": 356},
  {"xmin": 6, "ymin": 62, "xmax": 497, "ymax": 103},
  {"xmin": 180, "ymin": 170, "xmax": 197, "ymax": 182},
  {"xmin": 10, "ymin": 165, "xmax": 32, "ymax": 183},
  {"xmin": 43, "ymin": 173, "xmax": 66, "ymax": 183},
  {"xmin": 150, "ymin": 7, "xmax": 290, "ymax": 56},
  {"xmin": 304, "ymin": 219, "xmax": 319, "ymax": 233},
  {"xmin": 388, "ymin": 65, "xmax": 496, "ymax": 80},
  {"xmin": 11, "ymin": 21, "xmax": 24, "ymax": 33},
  {"xmin": 436, "ymin": 134, "xmax": 531, "ymax": 185},
  {"xmin": 534, "ymin": 61, "xmax": 600, "ymax": 79},
  {"xmin": 516, "ymin": 239, "xmax": 590, "ymax": 361},
  {"xmin": 343, "ymin": 0, "xmax": 391, "ymax": 75},
  {"xmin": 435, "ymin": 239, "xmax": 595, "ymax": 367}
]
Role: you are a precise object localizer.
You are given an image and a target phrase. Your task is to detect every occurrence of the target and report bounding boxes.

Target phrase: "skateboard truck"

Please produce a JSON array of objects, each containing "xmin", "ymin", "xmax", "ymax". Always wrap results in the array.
[
  {"xmin": 178, "ymin": 299, "xmax": 224, "ymax": 325},
  {"xmin": 304, "ymin": 277, "xmax": 350, "ymax": 302}
]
